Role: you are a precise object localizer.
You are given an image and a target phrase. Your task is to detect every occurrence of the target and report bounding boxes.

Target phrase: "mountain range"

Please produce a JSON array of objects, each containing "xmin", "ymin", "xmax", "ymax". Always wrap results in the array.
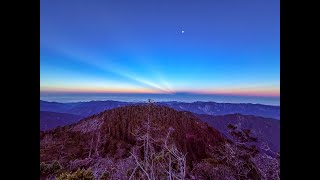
[
  {"xmin": 40, "ymin": 100, "xmax": 280, "ymax": 120},
  {"xmin": 40, "ymin": 104, "xmax": 280, "ymax": 179},
  {"xmin": 40, "ymin": 100, "xmax": 280, "ymax": 154},
  {"xmin": 194, "ymin": 113, "xmax": 280, "ymax": 155},
  {"xmin": 40, "ymin": 111, "xmax": 84, "ymax": 131}
]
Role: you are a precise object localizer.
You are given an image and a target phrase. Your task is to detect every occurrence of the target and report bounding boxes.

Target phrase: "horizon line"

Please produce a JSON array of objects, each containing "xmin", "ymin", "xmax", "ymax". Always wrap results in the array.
[{"xmin": 40, "ymin": 90, "xmax": 280, "ymax": 98}]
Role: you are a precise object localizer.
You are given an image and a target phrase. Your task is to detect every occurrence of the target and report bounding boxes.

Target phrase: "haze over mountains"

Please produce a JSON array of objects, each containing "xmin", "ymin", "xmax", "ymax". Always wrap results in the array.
[
  {"xmin": 158, "ymin": 101, "xmax": 280, "ymax": 119},
  {"xmin": 40, "ymin": 100, "xmax": 279, "ymax": 121}
]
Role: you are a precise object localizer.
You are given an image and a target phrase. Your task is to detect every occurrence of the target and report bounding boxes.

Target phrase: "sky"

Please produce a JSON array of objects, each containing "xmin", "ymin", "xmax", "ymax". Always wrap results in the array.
[{"xmin": 40, "ymin": 0, "xmax": 280, "ymax": 97}]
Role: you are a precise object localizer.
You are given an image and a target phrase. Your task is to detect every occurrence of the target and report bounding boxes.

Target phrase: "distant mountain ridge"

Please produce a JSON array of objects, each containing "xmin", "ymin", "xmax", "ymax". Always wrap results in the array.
[
  {"xmin": 194, "ymin": 113, "xmax": 280, "ymax": 155},
  {"xmin": 40, "ymin": 100, "xmax": 280, "ymax": 119},
  {"xmin": 158, "ymin": 101, "xmax": 280, "ymax": 119},
  {"xmin": 40, "ymin": 111, "xmax": 84, "ymax": 131}
]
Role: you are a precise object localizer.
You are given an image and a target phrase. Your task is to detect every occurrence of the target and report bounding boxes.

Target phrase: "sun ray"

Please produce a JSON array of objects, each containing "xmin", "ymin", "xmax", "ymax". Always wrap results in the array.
[{"xmin": 41, "ymin": 42, "xmax": 170, "ymax": 93}]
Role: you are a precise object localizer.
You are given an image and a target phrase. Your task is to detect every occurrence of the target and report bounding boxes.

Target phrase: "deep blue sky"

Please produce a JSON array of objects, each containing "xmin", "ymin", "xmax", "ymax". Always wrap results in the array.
[{"xmin": 40, "ymin": 0, "xmax": 279, "ymax": 96}]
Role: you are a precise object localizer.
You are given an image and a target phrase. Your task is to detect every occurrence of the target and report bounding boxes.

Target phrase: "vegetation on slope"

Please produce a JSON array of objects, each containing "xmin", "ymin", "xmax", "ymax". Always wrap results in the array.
[{"xmin": 40, "ymin": 101, "xmax": 279, "ymax": 179}]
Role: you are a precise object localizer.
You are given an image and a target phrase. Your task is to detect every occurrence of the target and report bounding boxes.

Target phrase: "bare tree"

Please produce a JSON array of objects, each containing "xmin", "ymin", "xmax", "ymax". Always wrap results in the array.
[
  {"xmin": 95, "ymin": 131, "xmax": 101, "ymax": 157},
  {"xmin": 129, "ymin": 100, "xmax": 187, "ymax": 180},
  {"xmin": 250, "ymin": 143, "xmax": 280, "ymax": 180},
  {"xmin": 192, "ymin": 124, "xmax": 280, "ymax": 180},
  {"xmin": 162, "ymin": 127, "xmax": 187, "ymax": 179},
  {"xmin": 88, "ymin": 133, "xmax": 94, "ymax": 158}
]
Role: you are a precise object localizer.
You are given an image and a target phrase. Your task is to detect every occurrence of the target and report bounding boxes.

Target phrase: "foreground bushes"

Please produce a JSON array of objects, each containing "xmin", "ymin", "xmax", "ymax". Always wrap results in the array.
[
  {"xmin": 56, "ymin": 168, "xmax": 95, "ymax": 180},
  {"xmin": 40, "ymin": 160, "xmax": 62, "ymax": 175}
]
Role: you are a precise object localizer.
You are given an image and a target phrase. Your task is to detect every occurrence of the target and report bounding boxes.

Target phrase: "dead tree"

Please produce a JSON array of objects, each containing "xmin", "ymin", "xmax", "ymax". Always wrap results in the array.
[
  {"xmin": 95, "ymin": 131, "xmax": 101, "ymax": 157},
  {"xmin": 129, "ymin": 100, "xmax": 187, "ymax": 180},
  {"xmin": 88, "ymin": 133, "xmax": 94, "ymax": 158},
  {"xmin": 163, "ymin": 128, "xmax": 187, "ymax": 180}
]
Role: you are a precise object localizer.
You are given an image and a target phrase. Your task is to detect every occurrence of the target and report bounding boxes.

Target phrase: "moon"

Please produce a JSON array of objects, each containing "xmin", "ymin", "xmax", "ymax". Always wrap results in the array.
[{"xmin": 181, "ymin": 30, "xmax": 184, "ymax": 34}]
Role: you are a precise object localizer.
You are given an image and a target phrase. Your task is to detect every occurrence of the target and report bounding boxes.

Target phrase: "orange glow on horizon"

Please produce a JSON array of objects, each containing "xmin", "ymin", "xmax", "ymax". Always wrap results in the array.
[
  {"xmin": 41, "ymin": 86, "xmax": 279, "ymax": 97},
  {"xmin": 187, "ymin": 88, "xmax": 279, "ymax": 97}
]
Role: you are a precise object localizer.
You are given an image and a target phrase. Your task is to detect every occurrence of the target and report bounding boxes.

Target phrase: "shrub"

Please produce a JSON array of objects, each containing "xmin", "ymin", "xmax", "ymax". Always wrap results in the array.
[
  {"xmin": 99, "ymin": 171, "xmax": 110, "ymax": 180},
  {"xmin": 51, "ymin": 160, "xmax": 62, "ymax": 172},
  {"xmin": 40, "ymin": 161, "xmax": 62, "ymax": 175},
  {"xmin": 40, "ymin": 162, "xmax": 47, "ymax": 173},
  {"xmin": 56, "ymin": 168, "xmax": 95, "ymax": 180},
  {"xmin": 227, "ymin": 124, "xmax": 237, "ymax": 130}
]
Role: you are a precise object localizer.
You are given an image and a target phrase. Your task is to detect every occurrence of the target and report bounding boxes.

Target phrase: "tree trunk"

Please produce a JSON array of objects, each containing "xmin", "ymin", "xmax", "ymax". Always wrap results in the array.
[
  {"xmin": 95, "ymin": 131, "xmax": 100, "ymax": 156},
  {"xmin": 89, "ymin": 133, "xmax": 94, "ymax": 158}
]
